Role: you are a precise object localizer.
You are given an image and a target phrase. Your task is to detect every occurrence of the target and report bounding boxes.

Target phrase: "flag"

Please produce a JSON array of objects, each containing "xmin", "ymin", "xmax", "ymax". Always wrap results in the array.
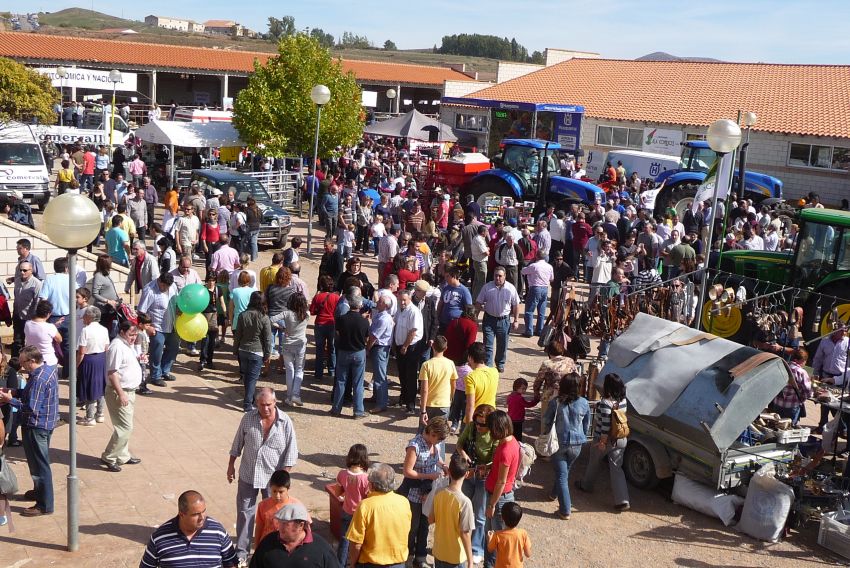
[{"xmin": 691, "ymin": 153, "xmax": 734, "ymax": 213}]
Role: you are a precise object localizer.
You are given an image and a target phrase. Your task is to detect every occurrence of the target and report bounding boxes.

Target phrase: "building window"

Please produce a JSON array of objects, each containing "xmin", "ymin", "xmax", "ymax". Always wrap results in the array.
[
  {"xmin": 454, "ymin": 113, "xmax": 489, "ymax": 133},
  {"xmin": 686, "ymin": 133, "xmax": 706, "ymax": 141},
  {"xmin": 788, "ymin": 142, "xmax": 850, "ymax": 171},
  {"xmin": 595, "ymin": 125, "xmax": 642, "ymax": 149}
]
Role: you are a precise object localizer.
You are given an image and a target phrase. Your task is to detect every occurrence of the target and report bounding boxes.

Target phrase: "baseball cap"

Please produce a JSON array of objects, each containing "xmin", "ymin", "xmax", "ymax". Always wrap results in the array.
[
  {"xmin": 210, "ymin": 188, "xmax": 223, "ymax": 196},
  {"xmin": 507, "ymin": 218, "xmax": 518, "ymax": 227},
  {"xmin": 274, "ymin": 502, "xmax": 310, "ymax": 522},
  {"xmin": 10, "ymin": 190, "xmax": 23, "ymax": 200}
]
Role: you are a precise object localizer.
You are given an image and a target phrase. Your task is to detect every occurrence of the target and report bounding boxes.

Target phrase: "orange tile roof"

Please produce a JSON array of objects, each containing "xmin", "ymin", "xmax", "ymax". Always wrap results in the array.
[
  {"xmin": 465, "ymin": 59, "xmax": 850, "ymax": 138},
  {"xmin": 0, "ymin": 31, "xmax": 474, "ymax": 86}
]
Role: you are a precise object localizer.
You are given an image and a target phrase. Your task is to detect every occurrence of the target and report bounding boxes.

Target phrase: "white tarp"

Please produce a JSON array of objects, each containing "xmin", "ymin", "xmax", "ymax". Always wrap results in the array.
[
  {"xmin": 364, "ymin": 109, "xmax": 458, "ymax": 142},
  {"xmin": 134, "ymin": 121, "xmax": 243, "ymax": 148}
]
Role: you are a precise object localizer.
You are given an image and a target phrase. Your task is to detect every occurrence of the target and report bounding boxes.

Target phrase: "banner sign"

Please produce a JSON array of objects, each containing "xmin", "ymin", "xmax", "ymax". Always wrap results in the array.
[
  {"xmin": 35, "ymin": 67, "xmax": 138, "ymax": 92},
  {"xmin": 642, "ymin": 127, "xmax": 682, "ymax": 155},
  {"xmin": 555, "ymin": 112, "xmax": 582, "ymax": 152}
]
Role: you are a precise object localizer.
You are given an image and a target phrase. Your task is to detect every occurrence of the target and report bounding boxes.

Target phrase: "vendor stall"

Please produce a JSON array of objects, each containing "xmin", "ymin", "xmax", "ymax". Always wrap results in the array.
[{"xmin": 134, "ymin": 121, "xmax": 244, "ymax": 185}]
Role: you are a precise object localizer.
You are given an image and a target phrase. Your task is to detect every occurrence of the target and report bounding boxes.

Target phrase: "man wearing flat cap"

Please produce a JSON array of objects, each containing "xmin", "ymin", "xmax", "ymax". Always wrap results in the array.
[{"xmin": 250, "ymin": 502, "xmax": 336, "ymax": 567}]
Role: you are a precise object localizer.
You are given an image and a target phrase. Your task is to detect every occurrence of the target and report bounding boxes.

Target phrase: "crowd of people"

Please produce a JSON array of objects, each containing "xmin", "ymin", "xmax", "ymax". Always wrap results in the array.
[{"xmin": 0, "ymin": 136, "xmax": 846, "ymax": 568}]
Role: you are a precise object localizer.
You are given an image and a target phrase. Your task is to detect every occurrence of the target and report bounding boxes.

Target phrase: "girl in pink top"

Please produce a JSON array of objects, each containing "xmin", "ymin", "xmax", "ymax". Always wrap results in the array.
[{"xmin": 336, "ymin": 443, "xmax": 371, "ymax": 566}]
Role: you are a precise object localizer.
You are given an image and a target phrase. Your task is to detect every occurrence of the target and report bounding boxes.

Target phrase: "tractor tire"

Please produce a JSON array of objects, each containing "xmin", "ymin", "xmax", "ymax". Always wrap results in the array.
[
  {"xmin": 464, "ymin": 177, "xmax": 515, "ymax": 212},
  {"xmin": 624, "ymin": 442, "xmax": 660, "ymax": 490},
  {"xmin": 803, "ymin": 282, "xmax": 850, "ymax": 349},
  {"xmin": 700, "ymin": 298, "xmax": 750, "ymax": 343},
  {"xmin": 655, "ymin": 183, "xmax": 700, "ymax": 219}
]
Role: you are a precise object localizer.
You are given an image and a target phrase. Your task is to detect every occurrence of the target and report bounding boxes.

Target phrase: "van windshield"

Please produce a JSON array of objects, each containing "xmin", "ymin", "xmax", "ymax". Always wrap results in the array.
[
  {"xmin": 0, "ymin": 144, "xmax": 44, "ymax": 166},
  {"xmin": 216, "ymin": 179, "xmax": 271, "ymax": 201}
]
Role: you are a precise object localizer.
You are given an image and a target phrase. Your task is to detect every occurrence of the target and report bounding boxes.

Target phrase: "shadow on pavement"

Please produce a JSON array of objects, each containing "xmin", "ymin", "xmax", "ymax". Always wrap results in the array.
[{"xmin": 80, "ymin": 521, "xmax": 151, "ymax": 543}]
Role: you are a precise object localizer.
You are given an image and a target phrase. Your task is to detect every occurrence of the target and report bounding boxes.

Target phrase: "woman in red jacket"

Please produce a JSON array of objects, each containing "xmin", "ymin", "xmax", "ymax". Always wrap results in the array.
[{"xmin": 309, "ymin": 275, "xmax": 341, "ymax": 381}]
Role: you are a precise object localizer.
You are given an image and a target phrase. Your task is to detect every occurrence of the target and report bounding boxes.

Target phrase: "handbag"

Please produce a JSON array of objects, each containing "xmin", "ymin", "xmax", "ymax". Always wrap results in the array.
[
  {"xmin": 0, "ymin": 454, "xmax": 18, "ymax": 496},
  {"xmin": 609, "ymin": 401, "xmax": 630, "ymax": 441},
  {"xmin": 535, "ymin": 402, "xmax": 560, "ymax": 457}
]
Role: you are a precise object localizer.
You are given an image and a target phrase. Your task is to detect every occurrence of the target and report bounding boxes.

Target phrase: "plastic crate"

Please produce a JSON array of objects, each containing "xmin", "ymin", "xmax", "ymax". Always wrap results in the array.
[
  {"xmin": 818, "ymin": 510, "xmax": 850, "ymax": 559},
  {"xmin": 776, "ymin": 427, "xmax": 811, "ymax": 444}
]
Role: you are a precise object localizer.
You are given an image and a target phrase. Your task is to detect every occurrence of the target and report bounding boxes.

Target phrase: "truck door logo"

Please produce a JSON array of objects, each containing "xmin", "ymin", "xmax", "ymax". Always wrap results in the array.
[{"xmin": 649, "ymin": 162, "xmax": 661, "ymax": 177}]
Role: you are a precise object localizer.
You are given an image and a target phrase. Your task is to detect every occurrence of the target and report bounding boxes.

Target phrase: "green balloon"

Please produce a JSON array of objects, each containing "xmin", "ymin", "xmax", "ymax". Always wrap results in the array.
[{"xmin": 177, "ymin": 283, "xmax": 210, "ymax": 314}]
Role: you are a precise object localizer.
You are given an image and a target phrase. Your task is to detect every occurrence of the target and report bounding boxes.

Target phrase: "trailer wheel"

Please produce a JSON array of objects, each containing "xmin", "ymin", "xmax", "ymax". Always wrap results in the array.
[{"xmin": 624, "ymin": 442, "xmax": 659, "ymax": 489}]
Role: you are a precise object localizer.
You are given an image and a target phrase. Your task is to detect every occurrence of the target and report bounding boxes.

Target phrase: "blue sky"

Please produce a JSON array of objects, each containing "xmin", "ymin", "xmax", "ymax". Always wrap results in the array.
[{"xmin": 21, "ymin": 0, "xmax": 850, "ymax": 64}]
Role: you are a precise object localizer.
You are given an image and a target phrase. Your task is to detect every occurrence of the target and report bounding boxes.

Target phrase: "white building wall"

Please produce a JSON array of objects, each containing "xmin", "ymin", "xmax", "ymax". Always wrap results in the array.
[
  {"xmin": 544, "ymin": 48, "xmax": 600, "ymax": 66},
  {"xmin": 443, "ymin": 80, "xmax": 492, "ymax": 98},
  {"xmin": 579, "ymin": 117, "xmax": 850, "ymax": 204},
  {"xmin": 496, "ymin": 62, "xmax": 544, "ymax": 84}
]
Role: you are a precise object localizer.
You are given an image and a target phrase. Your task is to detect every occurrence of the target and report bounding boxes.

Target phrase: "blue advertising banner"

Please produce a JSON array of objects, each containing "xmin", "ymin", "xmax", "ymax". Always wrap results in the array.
[{"xmin": 554, "ymin": 112, "xmax": 582, "ymax": 152}]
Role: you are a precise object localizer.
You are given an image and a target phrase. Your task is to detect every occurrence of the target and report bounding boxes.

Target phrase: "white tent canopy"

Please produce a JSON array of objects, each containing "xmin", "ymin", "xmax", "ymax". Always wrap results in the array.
[{"xmin": 134, "ymin": 120, "xmax": 243, "ymax": 148}]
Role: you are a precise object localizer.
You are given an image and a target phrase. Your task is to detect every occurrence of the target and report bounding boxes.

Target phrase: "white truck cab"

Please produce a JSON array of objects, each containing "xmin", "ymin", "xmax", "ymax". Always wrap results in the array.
[{"xmin": 0, "ymin": 122, "xmax": 51, "ymax": 210}]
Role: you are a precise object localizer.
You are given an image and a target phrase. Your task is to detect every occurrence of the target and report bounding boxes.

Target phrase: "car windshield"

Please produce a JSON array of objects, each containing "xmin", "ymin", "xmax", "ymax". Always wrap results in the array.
[
  {"xmin": 0, "ymin": 143, "xmax": 44, "ymax": 166},
  {"xmin": 216, "ymin": 179, "xmax": 271, "ymax": 202}
]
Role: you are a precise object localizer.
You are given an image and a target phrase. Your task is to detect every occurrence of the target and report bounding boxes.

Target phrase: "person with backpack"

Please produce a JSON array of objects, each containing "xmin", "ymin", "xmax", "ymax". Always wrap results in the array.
[{"xmin": 575, "ymin": 372, "xmax": 630, "ymax": 511}]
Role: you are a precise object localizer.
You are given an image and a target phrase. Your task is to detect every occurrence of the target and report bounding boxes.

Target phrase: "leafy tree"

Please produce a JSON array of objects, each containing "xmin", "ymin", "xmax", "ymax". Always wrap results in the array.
[
  {"xmin": 0, "ymin": 57, "xmax": 57, "ymax": 125},
  {"xmin": 309, "ymin": 27, "xmax": 335, "ymax": 48},
  {"xmin": 266, "ymin": 15, "xmax": 295, "ymax": 41},
  {"xmin": 233, "ymin": 34, "xmax": 363, "ymax": 158},
  {"xmin": 438, "ymin": 33, "xmax": 537, "ymax": 62},
  {"xmin": 339, "ymin": 31, "xmax": 371, "ymax": 49},
  {"xmin": 383, "ymin": 39, "xmax": 397, "ymax": 51},
  {"xmin": 530, "ymin": 50, "xmax": 545, "ymax": 64}
]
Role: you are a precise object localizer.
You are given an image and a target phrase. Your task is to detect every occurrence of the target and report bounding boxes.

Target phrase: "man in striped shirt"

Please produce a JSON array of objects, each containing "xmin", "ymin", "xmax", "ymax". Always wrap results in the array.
[{"xmin": 140, "ymin": 490, "xmax": 237, "ymax": 568}]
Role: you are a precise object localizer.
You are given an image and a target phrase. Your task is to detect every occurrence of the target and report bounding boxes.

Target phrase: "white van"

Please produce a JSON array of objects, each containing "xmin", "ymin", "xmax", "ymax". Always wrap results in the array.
[
  {"xmin": 585, "ymin": 149, "xmax": 680, "ymax": 183},
  {"xmin": 35, "ymin": 110, "xmax": 133, "ymax": 151},
  {"xmin": 0, "ymin": 122, "xmax": 51, "ymax": 210}
]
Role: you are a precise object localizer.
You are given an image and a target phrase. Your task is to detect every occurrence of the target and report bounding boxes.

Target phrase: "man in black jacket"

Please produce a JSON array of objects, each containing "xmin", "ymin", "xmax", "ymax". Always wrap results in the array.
[{"xmin": 317, "ymin": 238, "xmax": 344, "ymax": 290}]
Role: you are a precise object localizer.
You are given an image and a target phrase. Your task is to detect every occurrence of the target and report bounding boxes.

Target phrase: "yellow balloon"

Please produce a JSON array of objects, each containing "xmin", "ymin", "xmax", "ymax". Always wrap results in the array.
[{"xmin": 175, "ymin": 312, "xmax": 208, "ymax": 343}]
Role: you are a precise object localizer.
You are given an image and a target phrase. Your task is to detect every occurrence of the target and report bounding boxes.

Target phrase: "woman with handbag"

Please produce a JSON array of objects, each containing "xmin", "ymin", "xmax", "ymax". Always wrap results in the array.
[
  {"xmin": 198, "ymin": 273, "xmax": 223, "ymax": 372},
  {"xmin": 457, "ymin": 403, "xmax": 497, "ymax": 565},
  {"xmin": 542, "ymin": 372, "xmax": 590, "ymax": 520},
  {"xmin": 400, "ymin": 416, "xmax": 449, "ymax": 568},
  {"xmin": 91, "ymin": 254, "xmax": 121, "ymax": 339},
  {"xmin": 576, "ymin": 373, "xmax": 630, "ymax": 511}
]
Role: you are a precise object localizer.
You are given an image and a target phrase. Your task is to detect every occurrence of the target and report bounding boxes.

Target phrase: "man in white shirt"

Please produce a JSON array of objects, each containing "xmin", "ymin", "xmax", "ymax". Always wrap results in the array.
[
  {"xmin": 377, "ymin": 274, "xmax": 399, "ymax": 317},
  {"xmin": 470, "ymin": 224, "xmax": 489, "ymax": 302},
  {"xmin": 101, "ymin": 321, "xmax": 144, "ymax": 472},
  {"xmin": 394, "ymin": 290, "xmax": 423, "ymax": 413},
  {"xmin": 521, "ymin": 250, "xmax": 554, "ymax": 338},
  {"xmin": 549, "ymin": 211, "xmax": 566, "ymax": 262},
  {"xmin": 377, "ymin": 226, "xmax": 399, "ymax": 288},
  {"xmin": 174, "ymin": 204, "xmax": 200, "ymax": 258},
  {"xmin": 474, "ymin": 267, "xmax": 520, "ymax": 372}
]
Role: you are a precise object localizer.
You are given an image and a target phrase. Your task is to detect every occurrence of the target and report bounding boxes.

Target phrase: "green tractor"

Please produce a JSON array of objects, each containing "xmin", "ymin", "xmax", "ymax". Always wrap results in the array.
[{"xmin": 702, "ymin": 208, "xmax": 850, "ymax": 345}]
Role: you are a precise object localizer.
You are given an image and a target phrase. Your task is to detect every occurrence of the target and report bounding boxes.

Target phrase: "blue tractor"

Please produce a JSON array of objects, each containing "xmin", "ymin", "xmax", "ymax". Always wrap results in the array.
[
  {"xmin": 462, "ymin": 139, "xmax": 606, "ymax": 213},
  {"xmin": 653, "ymin": 141, "xmax": 783, "ymax": 217}
]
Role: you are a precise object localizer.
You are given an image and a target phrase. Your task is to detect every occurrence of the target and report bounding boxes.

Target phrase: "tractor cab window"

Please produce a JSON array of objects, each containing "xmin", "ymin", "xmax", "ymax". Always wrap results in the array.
[
  {"xmin": 680, "ymin": 146, "xmax": 714, "ymax": 174},
  {"xmin": 502, "ymin": 145, "xmax": 557, "ymax": 196},
  {"xmin": 794, "ymin": 222, "xmax": 840, "ymax": 289}
]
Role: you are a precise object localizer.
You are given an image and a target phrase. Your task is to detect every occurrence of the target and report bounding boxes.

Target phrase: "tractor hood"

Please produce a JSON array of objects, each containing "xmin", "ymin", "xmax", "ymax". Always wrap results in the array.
[{"xmin": 598, "ymin": 313, "xmax": 790, "ymax": 453}]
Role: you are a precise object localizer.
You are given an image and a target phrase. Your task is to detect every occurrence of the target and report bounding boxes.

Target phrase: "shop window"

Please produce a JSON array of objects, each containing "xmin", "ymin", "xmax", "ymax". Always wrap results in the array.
[
  {"xmin": 788, "ymin": 143, "xmax": 846, "ymax": 170},
  {"xmin": 595, "ymin": 124, "xmax": 641, "ymax": 149}
]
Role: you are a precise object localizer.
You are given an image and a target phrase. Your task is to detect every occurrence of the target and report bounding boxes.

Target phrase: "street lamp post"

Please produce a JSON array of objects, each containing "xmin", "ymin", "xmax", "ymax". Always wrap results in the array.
[
  {"xmin": 108, "ymin": 69, "xmax": 122, "ymax": 146},
  {"xmin": 736, "ymin": 111, "xmax": 758, "ymax": 203},
  {"xmin": 57, "ymin": 66, "xmax": 68, "ymax": 127},
  {"xmin": 386, "ymin": 88, "xmax": 397, "ymax": 114},
  {"xmin": 42, "ymin": 194, "xmax": 102, "ymax": 553},
  {"xmin": 699, "ymin": 118, "xmax": 742, "ymax": 331},
  {"xmin": 306, "ymin": 84, "xmax": 331, "ymax": 255}
]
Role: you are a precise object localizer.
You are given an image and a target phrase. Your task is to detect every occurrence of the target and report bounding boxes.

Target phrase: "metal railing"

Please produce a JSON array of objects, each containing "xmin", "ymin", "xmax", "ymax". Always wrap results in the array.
[{"xmin": 174, "ymin": 166, "xmax": 303, "ymax": 213}]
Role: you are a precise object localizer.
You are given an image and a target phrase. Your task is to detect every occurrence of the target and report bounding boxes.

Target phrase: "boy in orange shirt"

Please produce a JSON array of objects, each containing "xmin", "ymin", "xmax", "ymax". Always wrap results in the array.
[
  {"xmin": 487, "ymin": 502, "xmax": 531, "ymax": 568},
  {"xmin": 253, "ymin": 470, "xmax": 307, "ymax": 548}
]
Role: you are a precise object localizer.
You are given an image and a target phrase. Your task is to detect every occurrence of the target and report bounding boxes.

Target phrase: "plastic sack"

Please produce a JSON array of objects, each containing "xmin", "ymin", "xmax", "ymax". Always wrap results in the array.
[
  {"xmin": 737, "ymin": 468, "xmax": 794, "ymax": 542},
  {"xmin": 671, "ymin": 474, "xmax": 744, "ymax": 526},
  {"xmin": 421, "ymin": 476, "xmax": 451, "ymax": 518}
]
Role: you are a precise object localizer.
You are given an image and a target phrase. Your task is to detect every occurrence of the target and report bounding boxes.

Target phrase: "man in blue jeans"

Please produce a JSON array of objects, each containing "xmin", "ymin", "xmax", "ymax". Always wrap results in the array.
[
  {"xmin": 137, "ymin": 272, "xmax": 177, "ymax": 392},
  {"xmin": 367, "ymin": 295, "xmax": 394, "ymax": 414},
  {"xmin": 331, "ymin": 292, "xmax": 370, "ymax": 418},
  {"xmin": 0, "ymin": 346, "xmax": 58, "ymax": 516},
  {"xmin": 474, "ymin": 267, "xmax": 520, "ymax": 373},
  {"xmin": 520, "ymin": 250, "xmax": 554, "ymax": 337}
]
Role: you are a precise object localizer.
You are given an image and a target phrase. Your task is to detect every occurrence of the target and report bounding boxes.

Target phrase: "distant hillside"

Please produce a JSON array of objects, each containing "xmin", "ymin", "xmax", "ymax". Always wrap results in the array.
[
  {"xmin": 637, "ymin": 51, "xmax": 722, "ymax": 62},
  {"xmin": 34, "ymin": 7, "xmax": 497, "ymax": 76}
]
